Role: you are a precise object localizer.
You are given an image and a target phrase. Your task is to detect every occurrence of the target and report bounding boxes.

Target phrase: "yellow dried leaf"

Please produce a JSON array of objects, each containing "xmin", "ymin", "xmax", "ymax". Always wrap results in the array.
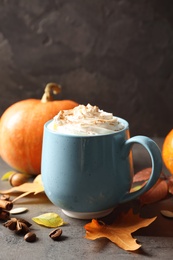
[
  {"xmin": 84, "ymin": 209, "xmax": 156, "ymax": 251},
  {"xmin": 1, "ymin": 171, "xmax": 15, "ymax": 181},
  {"xmin": 32, "ymin": 213, "xmax": 67, "ymax": 227}
]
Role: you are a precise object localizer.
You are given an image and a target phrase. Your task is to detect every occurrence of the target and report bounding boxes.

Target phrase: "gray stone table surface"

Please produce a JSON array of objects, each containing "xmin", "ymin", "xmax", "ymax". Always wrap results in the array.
[{"xmin": 0, "ymin": 138, "xmax": 173, "ymax": 260}]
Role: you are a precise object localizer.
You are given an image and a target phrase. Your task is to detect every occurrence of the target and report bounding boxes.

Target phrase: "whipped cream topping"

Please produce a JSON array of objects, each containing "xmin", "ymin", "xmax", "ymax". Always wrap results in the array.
[{"xmin": 48, "ymin": 104, "xmax": 124, "ymax": 135}]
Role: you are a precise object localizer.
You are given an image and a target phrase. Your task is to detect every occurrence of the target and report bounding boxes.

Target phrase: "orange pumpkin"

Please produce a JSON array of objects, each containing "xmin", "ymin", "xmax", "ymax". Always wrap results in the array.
[
  {"xmin": 162, "ymin": 129, "xmax": 173, "ymax": 175},
  {"xmin": 0, "ymin": 83, "xmax": 78, "ymax": 175}
]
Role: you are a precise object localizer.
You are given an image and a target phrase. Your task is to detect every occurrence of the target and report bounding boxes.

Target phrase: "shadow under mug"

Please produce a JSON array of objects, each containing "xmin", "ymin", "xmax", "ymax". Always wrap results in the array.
[{"xmin": 41, "ymin": 118, "xmax": 162, "ymax": 219}]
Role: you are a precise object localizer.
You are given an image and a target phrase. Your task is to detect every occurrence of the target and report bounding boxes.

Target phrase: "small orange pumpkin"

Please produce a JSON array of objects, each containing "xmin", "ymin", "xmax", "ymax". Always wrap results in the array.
[
  {"xmin": 162, "ymin": 129, "xmax": 173, "ymax": 175},
  {"xmin": 0, "ymin": 83, "xmax": 78, "ymax": 175}
]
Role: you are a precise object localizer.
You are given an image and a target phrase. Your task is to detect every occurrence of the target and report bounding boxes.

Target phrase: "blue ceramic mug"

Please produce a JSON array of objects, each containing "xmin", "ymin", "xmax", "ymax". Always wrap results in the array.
[{"xmin": 41, "ymin": 117, "xmax": 162, "ymax": 219}]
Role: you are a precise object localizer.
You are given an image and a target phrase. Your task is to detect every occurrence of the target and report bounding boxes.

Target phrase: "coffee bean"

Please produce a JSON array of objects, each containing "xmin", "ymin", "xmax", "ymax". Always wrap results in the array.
[
  {"xmin": 49, "ymin": 228, "xmax": 62, "ymax": 241},
  {"xmin": 24, "ymin": 232, "xmax": 37, "ymax": 242}
]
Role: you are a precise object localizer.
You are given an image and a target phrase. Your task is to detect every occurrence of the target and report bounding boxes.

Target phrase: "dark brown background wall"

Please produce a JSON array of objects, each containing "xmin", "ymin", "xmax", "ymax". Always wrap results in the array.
[{"xmin": 0, "ymin": 0, "xmax": 173, "ymax": 137}]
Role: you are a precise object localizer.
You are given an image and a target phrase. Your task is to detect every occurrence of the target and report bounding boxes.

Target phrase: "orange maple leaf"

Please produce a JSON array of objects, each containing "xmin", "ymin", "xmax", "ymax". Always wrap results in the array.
[{"xmin": 84, "ymin": 209, "xmax": 156, "ymax": 251}]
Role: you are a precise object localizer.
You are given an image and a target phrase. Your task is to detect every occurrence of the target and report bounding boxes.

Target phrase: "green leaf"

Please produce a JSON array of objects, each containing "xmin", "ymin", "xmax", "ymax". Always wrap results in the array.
[
  {"xmin": 32, "ymin": 213, "xmax": 67, "ymax": 228},
  {"xmin": 1, "ymin": 171, "xmax": 15, "ymax": 181}
]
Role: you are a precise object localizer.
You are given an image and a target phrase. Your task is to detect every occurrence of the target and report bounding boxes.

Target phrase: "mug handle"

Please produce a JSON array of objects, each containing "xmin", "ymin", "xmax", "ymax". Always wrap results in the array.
[{"xmin": 121, "ymin": 135, "xmax": 162, "ymax": 203}]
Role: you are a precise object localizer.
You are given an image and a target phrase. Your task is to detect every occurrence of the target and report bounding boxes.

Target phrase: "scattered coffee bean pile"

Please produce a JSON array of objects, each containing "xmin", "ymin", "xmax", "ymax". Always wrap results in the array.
[{"xmin": 0, "ymin": 195, "xmax": 63, "ymax": 243}]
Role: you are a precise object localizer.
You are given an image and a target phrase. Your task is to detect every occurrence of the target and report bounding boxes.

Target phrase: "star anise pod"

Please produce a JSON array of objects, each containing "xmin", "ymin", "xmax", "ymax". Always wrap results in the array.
[
  {"xmin": 3, "ymin": 218, "xmax": 17, "ymax": 230},
  {"xmin": 3, "ymin": 217, "xmax": 32, "ymax": 234},
  {"xmin": 17, "ymin": 218, "xmax": 32, "ymax": 228},
  {"xmin": 16, "ymin": 221, "xmax": 30, "ymax": 234}
]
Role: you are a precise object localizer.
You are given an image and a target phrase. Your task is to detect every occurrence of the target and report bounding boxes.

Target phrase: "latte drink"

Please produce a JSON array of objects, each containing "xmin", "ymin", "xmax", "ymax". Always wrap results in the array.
[{"xmin": 48, "ymin": 104, "xmax": 125, "ymax": 136}]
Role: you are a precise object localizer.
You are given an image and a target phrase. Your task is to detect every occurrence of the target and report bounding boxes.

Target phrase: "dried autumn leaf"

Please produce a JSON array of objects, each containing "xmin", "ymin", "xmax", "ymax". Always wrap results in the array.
[
  {"xmin": 33, "ymin": 174, "xmax": 42, "ymax": 185},
  {"xmin": 0, "ymin": 182, "xmax": 44, "ymax": 195},
  {"xmin": 139, "ymin": 179, "xmax": 168, "ymax": 205},
  {"xmin": 133, "ymin": 167, "xmax": 165, "ymax": 183},
  {"xmin": 131, "ymin": 168, "xmax": 168, "ymax": 205},
  {"xmin": 0, "ymin": 175, "xmax": 44, "ymax": 202},
  {"xmin": 133, "ymin": 168, "xmax": 152, "ymax": 183},
  {"xmin": 1, "ymin": 171, "xmax": 15, "ymax": 181},
  {"xmin": 84, "ymin": 209, "xmax": 156, "ymax": 251},
  {"xmin": 130, "ymin": 182, "xmax": 146, "ymax": 193},
  {"xmin": 32, "ymin": 213, "xmax": 67, "ymax": 228},
  {"xmin": 133, "ymin": 167, "xmax": 166, "ymax": 183}
]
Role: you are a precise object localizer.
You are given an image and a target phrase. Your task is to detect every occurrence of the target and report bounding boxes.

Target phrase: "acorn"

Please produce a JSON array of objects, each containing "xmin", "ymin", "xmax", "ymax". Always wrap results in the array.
[{"xmin": 9, "ymin": 172, "xmax": 30, "ymax": 187}]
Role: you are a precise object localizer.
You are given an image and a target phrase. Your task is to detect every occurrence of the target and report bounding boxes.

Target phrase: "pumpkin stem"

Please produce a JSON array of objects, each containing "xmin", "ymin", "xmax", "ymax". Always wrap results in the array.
[{"xmin": 41, "ymin": 83, "xmax": 61, "ymax": 103}]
